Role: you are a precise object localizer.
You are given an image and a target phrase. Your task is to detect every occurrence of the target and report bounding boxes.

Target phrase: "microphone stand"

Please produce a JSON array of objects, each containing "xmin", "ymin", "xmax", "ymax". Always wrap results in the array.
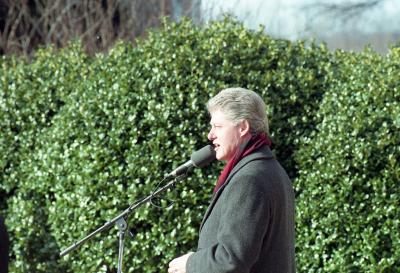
[{"xmin": 60, "ymin": 174, "xmax": 187, "ymax": 273}]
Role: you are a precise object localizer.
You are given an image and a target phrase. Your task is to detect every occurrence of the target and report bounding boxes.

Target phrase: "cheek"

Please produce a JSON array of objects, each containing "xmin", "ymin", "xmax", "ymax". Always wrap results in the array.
[
  {"xmin": 223, "ymin": 135, "xmax": 238, "ymax": 150},
  {"xmin": 229, "ymin": 131, "xmax": 241, "ymax": 145}
]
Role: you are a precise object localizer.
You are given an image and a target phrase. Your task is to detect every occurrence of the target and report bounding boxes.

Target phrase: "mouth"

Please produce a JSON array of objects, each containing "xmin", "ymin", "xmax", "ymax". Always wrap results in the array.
[{"xmin": 213, "ymin": 143, "xmax": 220, "ymax": 151}]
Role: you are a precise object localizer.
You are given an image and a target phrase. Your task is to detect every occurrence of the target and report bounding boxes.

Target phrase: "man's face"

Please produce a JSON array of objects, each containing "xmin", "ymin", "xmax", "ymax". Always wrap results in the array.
[{"xmin": 208, "ymin": 110, "xmax": 242, "ymax": 162}]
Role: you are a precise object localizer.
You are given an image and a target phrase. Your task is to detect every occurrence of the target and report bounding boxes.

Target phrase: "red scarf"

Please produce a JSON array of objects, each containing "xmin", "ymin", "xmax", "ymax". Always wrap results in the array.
[{"xmin": 213, "ymin": 132, "xmax": 272, "ymax": 194}]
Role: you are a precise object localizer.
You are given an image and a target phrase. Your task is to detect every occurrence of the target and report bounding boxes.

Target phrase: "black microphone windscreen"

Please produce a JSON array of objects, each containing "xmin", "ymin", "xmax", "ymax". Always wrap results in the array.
[{"xmin": 190, "ymin": 145, "xmax": 216, "ymax": 168}]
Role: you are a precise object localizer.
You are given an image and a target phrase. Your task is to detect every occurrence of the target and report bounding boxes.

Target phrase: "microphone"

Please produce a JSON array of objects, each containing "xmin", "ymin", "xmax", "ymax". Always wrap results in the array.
[{"xmin": 166, "ymin": 145, "xmax": 216, "ymax": 178}]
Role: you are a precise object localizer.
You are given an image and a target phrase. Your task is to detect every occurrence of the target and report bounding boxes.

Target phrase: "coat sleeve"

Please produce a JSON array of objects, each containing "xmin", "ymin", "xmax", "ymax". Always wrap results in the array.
[{"xmin": 186, "ymin": 173, "xmax": 271, "ymax": 273}]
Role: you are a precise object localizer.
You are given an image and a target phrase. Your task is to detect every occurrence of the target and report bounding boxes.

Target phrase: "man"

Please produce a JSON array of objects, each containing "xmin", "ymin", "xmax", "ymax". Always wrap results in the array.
[{"xmin": 168, "ymin": 87, "xmax": 295, "ymax": 273}]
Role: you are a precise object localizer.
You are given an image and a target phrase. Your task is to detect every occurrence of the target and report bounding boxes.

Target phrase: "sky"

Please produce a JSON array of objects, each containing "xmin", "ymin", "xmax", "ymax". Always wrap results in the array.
[{"xmin": 200, "ymin": 0, "xmax": 400, "ymax": 40}]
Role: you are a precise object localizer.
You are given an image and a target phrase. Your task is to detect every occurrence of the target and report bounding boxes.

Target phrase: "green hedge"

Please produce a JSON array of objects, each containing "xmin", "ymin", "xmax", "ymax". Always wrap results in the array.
[
  {"xmin": 1, "ymin": 17, "xmax": 399, "ymax": 272},
  {"xmin": 0, "ymin": 43, "xmax": 91, "ymax": 272},
  {"xmin": 295, "ymin": 48, "xmax": 400, "ymax": 272},
  {"xmin": 0, "ymin": 42, "xmax": 90, "ymax": 197}
]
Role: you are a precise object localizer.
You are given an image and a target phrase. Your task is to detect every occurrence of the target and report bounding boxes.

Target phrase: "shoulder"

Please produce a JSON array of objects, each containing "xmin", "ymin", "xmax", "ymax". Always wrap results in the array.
[
  {"xmin": 230, "ymin": 146, "xmax": 285, "ymax": 182},
  {"xmin": 225, "ymin": 146, "xmax": 292, "ymax": 198}
]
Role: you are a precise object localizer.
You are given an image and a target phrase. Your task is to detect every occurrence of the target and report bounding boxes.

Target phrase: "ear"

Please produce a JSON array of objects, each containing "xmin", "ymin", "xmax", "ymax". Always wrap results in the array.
[{"xmin": 238, "ymin": 119, "xmax": 250, "ymax": 137}]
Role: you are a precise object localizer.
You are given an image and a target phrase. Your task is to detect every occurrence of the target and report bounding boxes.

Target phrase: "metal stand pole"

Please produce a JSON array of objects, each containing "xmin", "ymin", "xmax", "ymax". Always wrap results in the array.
[
  {"xmin": 59, "ymin": 174, "xmax": 187, "ymax": 272},
  {"xmin": 116, "ymin": 217, "xmax": 127, "ymax": 273}
]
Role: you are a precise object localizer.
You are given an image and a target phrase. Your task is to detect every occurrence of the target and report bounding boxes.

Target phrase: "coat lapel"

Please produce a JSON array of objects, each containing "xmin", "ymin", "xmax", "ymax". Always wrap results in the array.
[{"xmin": 199, "ymin": 146, "xmax": 273, "ymax": 231}]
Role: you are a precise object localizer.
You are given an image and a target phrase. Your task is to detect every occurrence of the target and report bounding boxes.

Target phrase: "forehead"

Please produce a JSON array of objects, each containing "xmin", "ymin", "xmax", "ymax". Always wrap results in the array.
[{"xmin": 209, "ymin": 110, "xmax": 232, "ymax": 124}]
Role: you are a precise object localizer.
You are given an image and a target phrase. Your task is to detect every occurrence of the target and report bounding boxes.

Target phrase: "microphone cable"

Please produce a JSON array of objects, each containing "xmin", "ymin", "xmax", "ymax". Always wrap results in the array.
[{"xmin": 149, "ymin": 170, "xmax": 191, "ymax": 209}]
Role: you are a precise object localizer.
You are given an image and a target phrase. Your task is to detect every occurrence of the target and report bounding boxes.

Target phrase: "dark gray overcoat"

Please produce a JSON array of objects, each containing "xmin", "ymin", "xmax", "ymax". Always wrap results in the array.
[{"xmin": 187, "ymin": 146, "xmax": 295, "ymax": 273}]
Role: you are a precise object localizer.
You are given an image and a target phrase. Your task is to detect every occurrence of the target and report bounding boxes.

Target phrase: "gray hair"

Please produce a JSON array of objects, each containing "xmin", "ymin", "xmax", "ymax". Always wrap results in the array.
[{"xmin": 207, "ymin": 87, "xmax": 269, "ymax": 135}]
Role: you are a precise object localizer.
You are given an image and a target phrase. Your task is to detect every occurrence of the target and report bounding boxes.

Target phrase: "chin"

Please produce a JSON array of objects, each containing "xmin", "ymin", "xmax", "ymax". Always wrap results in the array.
[
  {"xmin": 216, "ymin": 155, "xmax": 229, "ymax": 162},
  {"xmin": 215, "ymin": 153, "xmax": 225, "ymax": 161}
]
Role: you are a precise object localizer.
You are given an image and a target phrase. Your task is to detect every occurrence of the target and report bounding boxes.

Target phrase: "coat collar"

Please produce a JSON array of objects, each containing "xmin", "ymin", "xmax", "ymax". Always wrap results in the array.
[{"xmin": 199, "ymin": 146, "xmax": 274, "ymax": 230}]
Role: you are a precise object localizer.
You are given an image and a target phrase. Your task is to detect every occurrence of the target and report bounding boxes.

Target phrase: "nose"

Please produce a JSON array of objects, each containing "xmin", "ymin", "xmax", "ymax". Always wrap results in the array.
[{"xmin": 208, "ymin": 128, "xmax": 215, "ymax": 141}]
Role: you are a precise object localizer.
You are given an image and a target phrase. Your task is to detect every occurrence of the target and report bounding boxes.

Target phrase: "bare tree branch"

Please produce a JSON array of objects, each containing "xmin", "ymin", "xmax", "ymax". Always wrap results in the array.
[
  {"xmin": 304, "ymin": 0, "xmax": 385, "ymax": 23},
  {"xmin": 0, "ymin": 0, "xmax": 192, "ymax": 57}
]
